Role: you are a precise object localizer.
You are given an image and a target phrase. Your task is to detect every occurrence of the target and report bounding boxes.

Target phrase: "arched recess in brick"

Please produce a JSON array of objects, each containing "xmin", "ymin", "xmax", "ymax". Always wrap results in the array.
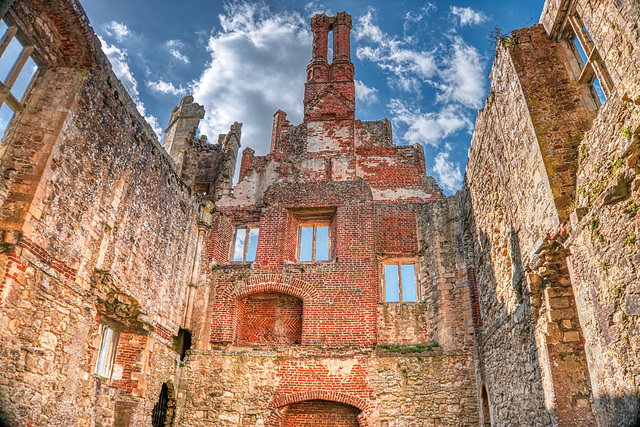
[
  {"xmin": 266, "ymin": 391, "xmax": 374, "ymax": 427},
  {"xmin": 208, "ymin": 275, "xmax": 319, "ymax": 344},
  {"xmin": 235, "ymin": 292, "xmax": 303, "ymax": 346}
]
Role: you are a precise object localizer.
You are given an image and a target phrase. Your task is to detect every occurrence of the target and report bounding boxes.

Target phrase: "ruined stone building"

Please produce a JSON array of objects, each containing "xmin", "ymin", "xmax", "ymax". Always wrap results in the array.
[{"xmin": 0, "ymin": 0, "xmax": 639, "ymax": 425}]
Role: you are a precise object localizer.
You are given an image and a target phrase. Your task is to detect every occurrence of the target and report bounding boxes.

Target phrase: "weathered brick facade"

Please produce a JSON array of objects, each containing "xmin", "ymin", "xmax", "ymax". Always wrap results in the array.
[{"xmin": 0, "ymin": 0, "xmax": 639, "ymax": 426}]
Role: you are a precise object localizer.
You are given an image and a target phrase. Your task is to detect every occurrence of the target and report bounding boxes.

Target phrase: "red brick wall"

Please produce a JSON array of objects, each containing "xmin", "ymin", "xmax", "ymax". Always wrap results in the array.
[
  {"xmin": 375, "ymin": 204, "xmax": 418, "ymax": 255},
  {"xmin": 208, "ymin": 212, "xmax": 235, "ymax": 264},
  {"xmin": 280, "ymin": 400, "xmax": 359, "ymax": 427},
  {"xmin": 236, "ymin": 292, "xmax": 302, "ymax": 346},
  {"xmin": 272, "ymin": 359, "xmax": 373, "ymax": 407},
  {"xmin": 111, "ymin": 332, "xmax": 148, "ymax": 395},
  {"xmin": 210, "ymin": 180, "xmax": 379, "ymax": 346}
]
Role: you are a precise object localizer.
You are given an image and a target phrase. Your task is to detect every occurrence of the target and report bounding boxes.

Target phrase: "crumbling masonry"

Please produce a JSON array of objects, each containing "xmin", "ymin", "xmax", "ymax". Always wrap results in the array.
[{"xmin": 0, "ymin": 0, "xmax": 639, "ymax": 426}]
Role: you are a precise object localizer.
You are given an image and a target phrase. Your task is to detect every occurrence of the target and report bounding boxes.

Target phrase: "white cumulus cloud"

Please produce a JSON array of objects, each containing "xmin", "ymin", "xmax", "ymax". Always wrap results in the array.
[
  {"xmin": 98, "ymin": 36, "xmax": 163, "ymax": 138},
  {"xmin": 389, "ymin": 100, "xmax": 472, "ymax": 147},
  {"xmin": 191, "ymin": 3, "xmax": 311, "ymax": 154},
  {"xmin": 103, "ymin": 21, "xmax": 131, "ymax": 42},
  {"xmin": 166, "ymin": 40, "xmax": 190, "ymax": 64},
  {"xmin": 355, "ymin": 10, "xmax": 437, "ymax": 93},
  {"xmin": 433, "ymin": 146, "xmax": 463, "ymax": 193},
  {"xmin": 451, "ymin": 6, "xmax": 488, "ymax": 26},
  {"xmin": 437, "ymin": 37, "xmax": 485, "ymax": 108},
  {"xmin": 146, "ymin": 80, "xmax": 187, "ymax": 96},
  {"xmin": 355, "ymin": 80, "xmax": 378, "ymax": 105}
]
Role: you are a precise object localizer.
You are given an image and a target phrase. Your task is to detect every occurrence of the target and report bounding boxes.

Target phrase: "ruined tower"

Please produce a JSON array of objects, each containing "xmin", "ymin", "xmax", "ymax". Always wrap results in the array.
[{"xmin": 304, "ymin": 12, "xmax": 355, "ymax": 122}]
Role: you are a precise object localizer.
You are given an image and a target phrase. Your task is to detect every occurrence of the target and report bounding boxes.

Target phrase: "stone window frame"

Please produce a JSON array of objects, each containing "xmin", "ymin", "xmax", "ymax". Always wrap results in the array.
[
  {"xmin": 94, "ymin": 320, "xmax": 121, "ymax": 379},
  {"xmin": 0, "ymin": 15, "xmax": 40, "ymax": 130},
  {"xmin": 381, "ymin": 258, "xmax": 419, "ymax": 303},
  {"xmin": 560, "ymin": 3, "xmax": 614, "ymax": 102},
  {"xmin": 231, "ymin": 224, "xmax": 260, "ymax": 263},
  {"xmin": 290, "ymin": 207, "xmax": 336, "ymax": 263}
]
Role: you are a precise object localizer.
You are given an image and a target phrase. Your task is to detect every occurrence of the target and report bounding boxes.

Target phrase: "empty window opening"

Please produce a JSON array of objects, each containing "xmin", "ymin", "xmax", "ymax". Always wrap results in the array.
[
  {"xmin": 95, "ymin": 324, "xmax": 119, "ymax": 378},
  {"xmin": 232, "ymin": 225, "xmax": 259, "ymax": 262},
  {"xmin": 172, "ymin": 328, "xmax": 192, "ymax": 361},
  {"xmin": 236, "ymin": 292, "xmax": 303, "ymax": 346},
  {"xmin": 327, "ymin": 29, "xmax": 334, "ymax": 63},
  {"xmin": 290, "ymin": 207, "xmax": 335, "ymax": 262},
  {"xmin": 384, "ymin": 262, "xmax": 417, "ymax": 302},
  {"xmin": 565, "ymin": 11, "xmax": 613, "ymax": 103},
  {"xmin": 0, "ymin": 19, "xmax": 39, "ymax": 138},
  {"xmin": 281, "ymin": 400, "xmax": 360, "ymax": 427},
  {"xmin": 299, "ymin": 222, "xmax": 329, "ymax": 262},
  {"xmin": 151, "ymin": 383, "xmax": 173, "ymax": 427},
  {"xmin": 570, "ymin": 33, "xmax": 606, "ymax": 104}
]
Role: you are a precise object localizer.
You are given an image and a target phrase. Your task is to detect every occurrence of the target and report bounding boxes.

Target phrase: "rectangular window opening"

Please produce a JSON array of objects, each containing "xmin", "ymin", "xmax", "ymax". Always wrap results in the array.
[
  {"xmin": 290, "ymin": 207, "xmax": 335, "ymax": 263},
  {"xmin": 298, "ymin": 222, "xmax": 330, "ymax": 262},
  {"xmin": 565, "ymin": 11, "xmax": 613, "ymax": 102},
  {"xmin": 95, "ymin": 324, "xmax": 119, "ymax": 378},
  {"xmin": 0, "ymin": 18, "xmax": 40, "ymax": 139},
  {"xmin": 592, "ymin": 76, "xmax": 607, "ymax": 104},
  {"xmin": 384, "ymin": 261, "xmax": 417, "ymax": 303},
  {"xmin": 232, "ymin": 225, "xmax": 259, "ymax": 262}
]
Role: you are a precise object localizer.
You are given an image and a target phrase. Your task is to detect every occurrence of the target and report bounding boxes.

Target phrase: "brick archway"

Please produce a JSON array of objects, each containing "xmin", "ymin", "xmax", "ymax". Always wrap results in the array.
[
  {"xmin": 280, "ymin": 400, "xmax": 360, "ymax": 426},
  {"xmin": 266, "ymin": 391, "xmax": 374, "ymax": 427},
  {"xmin": 211, "ymin": 275, "xmax": 319, "ymax": 344},
  {"xmin": 230, "ymin": 274, "xmax": 319, "ymax": 301}
]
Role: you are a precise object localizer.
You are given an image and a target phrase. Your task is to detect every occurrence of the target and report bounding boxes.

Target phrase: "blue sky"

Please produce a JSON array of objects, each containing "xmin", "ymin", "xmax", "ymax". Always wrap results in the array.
[{"xmin": 80, "ymin": 0, "xmax": 539, "ymax": 195}]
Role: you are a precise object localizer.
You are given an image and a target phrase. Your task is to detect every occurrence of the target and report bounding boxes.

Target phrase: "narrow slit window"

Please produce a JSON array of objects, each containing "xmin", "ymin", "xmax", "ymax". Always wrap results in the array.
[
  {"xmin": 299, "ymin": 222, "xmax": 330, "ymax": 262},
  {"xmin": 232, "ymin": 226, "xmax": 259, "ymax": 262},
  {"xmin": 95, "ymin": 324, "xmax": 118, "ymax": 378},
  {"xmin": 384, "ymin": 261, "xmax": 417, "ymax": 303}
]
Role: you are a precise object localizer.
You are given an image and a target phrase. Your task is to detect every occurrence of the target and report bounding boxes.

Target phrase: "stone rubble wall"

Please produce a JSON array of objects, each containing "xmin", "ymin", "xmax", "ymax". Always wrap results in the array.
[
  {"xmin": 463, "ymin": 37, "xmax": 563, "ymax": 426},
  {"xmin": 174, "ymin": 348, "xmax": 477, "ymax": 427},
  {"xmin": 543, "ymin": 0, "xmax": 640, "ymax": 424},
  {"xmin": 0, "ymin": 1, "xmax": 209, "ymax": 425}
]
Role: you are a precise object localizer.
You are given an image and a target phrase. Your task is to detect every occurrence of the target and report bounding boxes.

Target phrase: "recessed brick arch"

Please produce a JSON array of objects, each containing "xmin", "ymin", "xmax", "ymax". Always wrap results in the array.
[
  {"xmin": 236, "ymin": 292, "xmax": 303, "ymax": 346},
  {"xmin": 211, "ymin": 275, "xmax": 319, "ymax": 344},
  {"xmin": 280, "ymin": 400, "xmax": 360, "ymax": 427},
  {"xmin": 230, "ymin": 274, "xmax": 320, "ymax": 301},
  {"xmin": 266, "ymin": 391, "xmax": 375, "ymax": 427}
]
